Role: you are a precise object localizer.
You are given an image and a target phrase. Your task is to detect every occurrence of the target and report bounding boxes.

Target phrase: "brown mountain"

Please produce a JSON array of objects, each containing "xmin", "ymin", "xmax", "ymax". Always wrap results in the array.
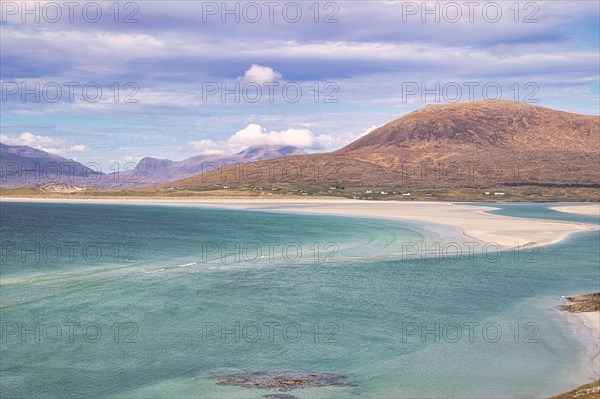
[
  {"xmin": 168, "ymin": 100, "xmax": 600, "ymax": 189},
  {"xmin": 339, "ymin": 100, "xmax": 598, "ymax": 152}
]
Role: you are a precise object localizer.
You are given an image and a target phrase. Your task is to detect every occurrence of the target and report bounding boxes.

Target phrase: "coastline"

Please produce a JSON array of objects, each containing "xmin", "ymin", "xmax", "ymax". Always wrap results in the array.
[
  {"xmin": 2, "ymin": 197, "xmax": 597, "ymax": 248},
  {"xmin": 579, "ymin": 312, "xmax": 600, "ymax": 338},
  {"xmin": 551, "ymin": 204, "xmax": 600, "ymax": 217},
  {"xmin": 565, "ymin": 310, "xmax": 600, "ymax": 383},
  {"xmin": 3, "ymin": 197, "xmax": 599, "ymax": 397},
  {"xmin": 559, "ymin": 294, "xmax": 600, "ymax": 394}
]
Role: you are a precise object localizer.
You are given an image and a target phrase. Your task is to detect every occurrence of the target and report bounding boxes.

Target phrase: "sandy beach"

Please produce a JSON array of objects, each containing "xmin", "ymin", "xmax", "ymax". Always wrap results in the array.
[
  {"xmin": 551, "ymin": 204, "xmax": 600, "ymax": 217},
  {"xmin": 2, "ymin": 198, "xmax": 598, "ymax": 247},
  {"xmin": 580, "ymin": 312, "xmax": 600, "ymax": 337}
]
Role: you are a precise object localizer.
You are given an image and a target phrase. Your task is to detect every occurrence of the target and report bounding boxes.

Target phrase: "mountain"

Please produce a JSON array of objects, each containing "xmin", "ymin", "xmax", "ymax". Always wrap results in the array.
[
  {"xmin": 4, "ymin": 101, "xmax": 597, "ymax": 191},
  {"xmin": 126, "ymin": 145, "xmax": 307, "ymax": 185},
  {"xmin": 0, "ymin": 143, "xmax": 102, "ymax": 188},
  {"xmin": 0, "ymin": 143, "xmax": 307, "ymax": 188},
  {"xmin": 169, "ymin": 100, "xmax": 600, "ymax": 189},
  {"xmin": 338, "ymin": 100, "xmax": 598, "ymax": 153}
]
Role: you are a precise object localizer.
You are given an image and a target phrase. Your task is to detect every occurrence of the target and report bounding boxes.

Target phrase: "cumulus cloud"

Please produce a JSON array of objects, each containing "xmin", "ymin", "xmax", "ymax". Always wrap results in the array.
[
  {"xmin": 240, "ymin": 64, "xmax": 282, "ymax": 84},
  {"xmin": 124, "ymin": 156, "xmax": 141, "ymax": 163},
  {"xmin": 185, "ymin": 122, "xmax": 384, "ymax": 156},
  {"xmin": 226, "ymin": 124, "xmax": 335, "ymax": 151},
  {"xmin": 0, "ymin": 132, "xmax": 89, "ymax": 154},
  {"xmin": 359, "ymin": 124, "xmax": 383, "ymax": 137},
  {"xmin": 187, "ymin": 139, "xmax": 225, "ymax": 155}
]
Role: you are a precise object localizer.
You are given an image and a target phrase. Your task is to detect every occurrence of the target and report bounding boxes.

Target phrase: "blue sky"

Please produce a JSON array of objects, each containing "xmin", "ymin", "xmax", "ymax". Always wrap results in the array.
[{"xmin": 1, "ymin": 0, "xmax": 599, "ymax": 169}]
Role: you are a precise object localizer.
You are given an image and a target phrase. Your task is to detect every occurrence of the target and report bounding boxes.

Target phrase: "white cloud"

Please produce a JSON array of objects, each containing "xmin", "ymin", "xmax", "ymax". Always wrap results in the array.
[
  {"xmin": 68, "ymin": 144, "xmax": 89, "ymax": 152},
  {"xmin": 186, "ymin": 123, "xmax": 383, "ymax": 155},
  {"xmin": 240, "ymin": 64, "xmax": 282, "ymax": 84},
  {"xmin": 359, "ymin": 124, "xmax": 383, "ymax": 137},
  {"xmin": 0, "ymin": 132, "xmax": 89, "ymax": 154},
  {"xmin": 226, "ymin": 124, "xmax": 334, "ymax": 151},
  {"xmin": 124, "ymin": 156, "xmax": 141, "ymax": 163},
  {"xmin": 188, "ymin": 139, "xmax": 225, "ymax": 155}
]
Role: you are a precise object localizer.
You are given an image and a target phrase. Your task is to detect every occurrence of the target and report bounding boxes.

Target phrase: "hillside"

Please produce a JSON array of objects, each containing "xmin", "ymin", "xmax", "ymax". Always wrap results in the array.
[
  {"xmin": 0, "ymin": 143, "xmax": 102, "ymax": 187},
  {"xmin": 169, "ymin": 100, "xmax": 600, "ymax": 190},
  {"xmin": 339, "ymin": 100, "xmax": 598, "ymax": 152}
]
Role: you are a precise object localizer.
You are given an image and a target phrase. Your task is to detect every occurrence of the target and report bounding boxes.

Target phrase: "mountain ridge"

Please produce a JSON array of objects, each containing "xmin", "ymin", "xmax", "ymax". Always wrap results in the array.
[
  {"xmin": 170, "ymin": 100, "xmax": 600, "ymax": 189},
  {"xmin": 338, "ymin": 100, "xmax": 598, "ymax": 153},
  {"xmin": 0, "ymin": 143, "xmax": 307, "ymax": 188}
]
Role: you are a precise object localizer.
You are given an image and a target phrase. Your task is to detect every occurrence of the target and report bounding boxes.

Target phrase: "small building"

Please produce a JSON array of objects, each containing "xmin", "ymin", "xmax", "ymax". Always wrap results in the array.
[{"xmin": 494, "ymin": 192, "xmax": 506, "ymax": 196}]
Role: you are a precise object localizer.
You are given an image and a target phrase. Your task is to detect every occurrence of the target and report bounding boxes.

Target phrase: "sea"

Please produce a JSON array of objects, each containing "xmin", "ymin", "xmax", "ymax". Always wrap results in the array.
[{"xmin": 0, "ymin": 201, "xmax": 598, "ymax": 398}]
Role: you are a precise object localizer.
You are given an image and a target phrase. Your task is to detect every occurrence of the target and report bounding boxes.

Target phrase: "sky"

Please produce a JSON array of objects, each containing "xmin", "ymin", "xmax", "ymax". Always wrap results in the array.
[{"xmin": 1, "ymin": 0, "xmax": 599, "ymax": 170}]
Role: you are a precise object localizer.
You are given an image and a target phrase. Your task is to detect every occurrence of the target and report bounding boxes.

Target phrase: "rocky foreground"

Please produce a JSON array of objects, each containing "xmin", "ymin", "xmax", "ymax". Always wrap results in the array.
[{"xmin": 561, "ymin": 293, "xmax": 600, "ymax": 313}]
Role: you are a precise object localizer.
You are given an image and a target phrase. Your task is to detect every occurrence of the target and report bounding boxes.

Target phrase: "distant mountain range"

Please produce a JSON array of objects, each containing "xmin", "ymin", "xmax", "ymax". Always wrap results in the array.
[
  {"xmin": 171, "ymin": 100, "xmax": 600, "ymax": 189},
  {"xmin": 0, "ymin": 144, "xmax": 306, "ymax": 188},
  {"xmin": 3, "ymin": 100, "xmax": 599, "ymax": 190},
  {"xmin": 0, "ymin": 143, "xmax": 103, "ymax": 188},
  {"xmin": 131, "ymin": 145, "xmax": 307, "ymax": 185}
]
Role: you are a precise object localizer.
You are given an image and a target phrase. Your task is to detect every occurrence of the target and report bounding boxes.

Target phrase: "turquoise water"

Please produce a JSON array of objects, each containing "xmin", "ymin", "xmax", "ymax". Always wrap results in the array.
[{"xmin": 0, "ymin": 202, "xmax": 598, "ymax": 398}]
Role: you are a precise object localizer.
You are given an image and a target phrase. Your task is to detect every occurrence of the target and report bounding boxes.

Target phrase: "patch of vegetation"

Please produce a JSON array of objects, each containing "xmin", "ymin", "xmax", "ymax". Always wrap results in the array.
[
  {"xmin": 551, "ymin": 380, "xmax": 600, "ymax": 399},
  {"xmin": 1, "ymin": 184, "xmax": 598, "ymax": 202}
]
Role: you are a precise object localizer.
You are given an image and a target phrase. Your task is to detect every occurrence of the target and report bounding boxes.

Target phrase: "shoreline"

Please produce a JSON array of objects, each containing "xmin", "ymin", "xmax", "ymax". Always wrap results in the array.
[
  {"xmin": 2, "ymin": 197, "xmax": 597, "ymax": 248},
  {"xmin": 3, "ymin": 197, "xmax": 600, "ymax": 396},
  {"xmin": 579, "ymin": 312, "xmax": 600, "ymax": 338},
  {"xmin": 565, "ymin": 311, "xmax": 600, "ymax": 388},
  {"xmin": 551, "ymin": 204, "xmax": 600, "ymax": 217},
  {"xmin": 560, "ymin": 294, "xmax": 600, "ymax": 392},
  {"xmin": 561, "ymin": 293, "xmax": 600, "ymax": 338}
]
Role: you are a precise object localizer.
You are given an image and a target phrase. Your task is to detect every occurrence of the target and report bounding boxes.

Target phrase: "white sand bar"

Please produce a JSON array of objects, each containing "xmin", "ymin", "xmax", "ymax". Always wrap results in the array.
[
  {"xmin": 2, "ymin": 198, "xmax": 598, "ymax": 247},
  {"xmin": 551, "ymin": 204, "xmax": 600, "ymax": 217}
]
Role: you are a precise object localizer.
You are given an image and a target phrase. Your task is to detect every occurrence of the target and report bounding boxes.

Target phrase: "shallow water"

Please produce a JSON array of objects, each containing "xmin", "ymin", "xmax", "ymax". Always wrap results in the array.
[{"xmin": 0, "ymin": 202, "xmax": 598, "ymax": 398}]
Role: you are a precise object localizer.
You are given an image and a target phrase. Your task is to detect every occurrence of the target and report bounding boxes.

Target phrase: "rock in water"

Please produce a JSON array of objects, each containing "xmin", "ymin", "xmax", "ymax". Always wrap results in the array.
[
  {"xmin": 264, "ymin": 394, "xmax": 300, "ymax": 399},
  {"xmin": 211, "ymin": 371, "xmax": 352, "ymax": 392}
]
